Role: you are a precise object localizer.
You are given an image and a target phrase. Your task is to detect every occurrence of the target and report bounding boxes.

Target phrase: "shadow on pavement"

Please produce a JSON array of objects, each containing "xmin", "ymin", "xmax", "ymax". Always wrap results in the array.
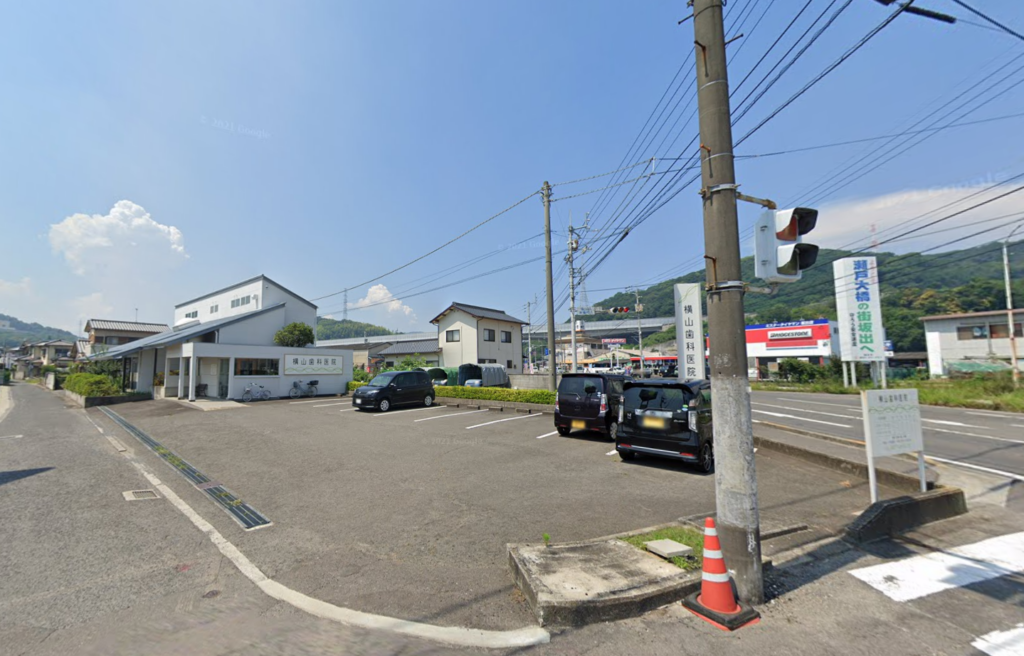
[{"xmin": 0, "ymin": 467, "xmax": 54, "ymax": 487}]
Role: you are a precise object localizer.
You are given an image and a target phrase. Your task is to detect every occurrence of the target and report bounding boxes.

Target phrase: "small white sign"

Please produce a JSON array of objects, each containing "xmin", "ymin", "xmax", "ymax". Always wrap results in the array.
[
  {"xmin": 674, "ymin": 284, "xmax": 704, "ymax": 381},
  {"xmin": 862, "ymin": 388, "xmax": 926, "ymax": 502},
  {"xmin": 284, "ymin": 353, "xmax": 345, "ymax": 375}
]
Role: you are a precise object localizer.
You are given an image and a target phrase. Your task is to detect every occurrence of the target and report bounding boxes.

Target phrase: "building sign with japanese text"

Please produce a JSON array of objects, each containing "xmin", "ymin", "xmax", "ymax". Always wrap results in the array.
[
  {"xmin": 674, "ymin": 283, "xmax": 705, "ymax": 381},
  {"xmin": 284, "ymin": 353, "xmax": 346, "ymax": 375},
  {"xmin": 602, "ymin": 338, "xmax": 627, "ymax": 345},
  {"xmin": 833, "ymin": 256, "xmax": 885, "ymax": 362}
]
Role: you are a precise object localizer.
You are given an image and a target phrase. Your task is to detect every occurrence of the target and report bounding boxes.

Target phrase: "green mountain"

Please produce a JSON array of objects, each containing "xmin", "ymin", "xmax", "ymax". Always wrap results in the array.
[
  {"xmin": 315, "ymin": 317, "xmax": 398, "ymax": 341},
  {"xmin": 0, "ymin": 314, "xmax": 79, "ymax": 349},
  {"xmin": 584, "ymin": 240, "xmax": 1024, "ymax": 352}
]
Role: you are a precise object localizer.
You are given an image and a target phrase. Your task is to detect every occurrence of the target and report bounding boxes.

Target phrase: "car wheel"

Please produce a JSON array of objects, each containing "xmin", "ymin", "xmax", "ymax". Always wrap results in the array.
[
  {"xmin": 607, "ymin": 421, "xmax": 619, "ymax": 442},
  {"xmin": 618, "ymin": 448, "xmax": 635, "ymax": 461},
  {"xmin": 556, "ymin": 426, "xmax": 571, "ymax": 436},
  {"xmin": 378, "ymin": 398, "xmax": 391, "ymax": 412},
  {"xmin": 424, "ymin": 395, "xmax": 433, "ymax": 407},
  {"xmin": 696, "ymin": 441, "xmax": 714, "ymax": 473}
]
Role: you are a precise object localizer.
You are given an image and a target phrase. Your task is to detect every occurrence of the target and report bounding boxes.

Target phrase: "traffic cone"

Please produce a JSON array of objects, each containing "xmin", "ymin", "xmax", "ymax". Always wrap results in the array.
[{"xmin": 682, "ymin": 517, "xmax": 761, "ymax": 631}]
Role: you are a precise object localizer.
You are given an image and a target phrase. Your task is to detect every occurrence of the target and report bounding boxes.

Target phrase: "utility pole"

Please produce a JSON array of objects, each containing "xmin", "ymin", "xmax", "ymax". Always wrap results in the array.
[
  {"xmin": 633, "ymin": 288, "xmax": 644, "ymax": 375},
  {"xmin": 524, "ymin": 298, "xmax": 537, "ymax": 374},
  {"xmin": 566, "ymin": 215, "xmax": 589, "ymax": 374},
  {"xmin": 692, "ymin": 0, "xmax": 763, "ymax": 604},
  {"xmin": 542, "ymin": 181, "xmax": 557, "ymax": 390},
  {"xmin": 1004, "ymin": 224, "xmax": 1022, "ymax": 388}
]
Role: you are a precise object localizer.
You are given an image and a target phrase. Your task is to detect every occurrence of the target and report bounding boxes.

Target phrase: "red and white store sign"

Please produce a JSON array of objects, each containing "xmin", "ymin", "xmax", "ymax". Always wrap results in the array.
[{"xmin": 746, "ymin": 320, "xmax": 832, "ymax": 351}]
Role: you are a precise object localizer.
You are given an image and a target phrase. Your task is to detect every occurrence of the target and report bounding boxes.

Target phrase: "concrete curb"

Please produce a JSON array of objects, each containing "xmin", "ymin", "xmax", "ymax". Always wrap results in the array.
[
  {"xmin": 845, "ymin": 488, "xmax": 968, "ymax": 544},
  {"xmin": 62, "ymin": 389, "xmax": 152, "ymax": 408}
]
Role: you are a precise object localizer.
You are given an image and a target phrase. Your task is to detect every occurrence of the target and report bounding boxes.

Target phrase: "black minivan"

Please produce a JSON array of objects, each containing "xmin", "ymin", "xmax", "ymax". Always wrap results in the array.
[
  {"xmin": 554, "ymin": 373, "xmax": 631, "ymax": 440},
  {"xmin": 353, "ymin": 370, "xmax": 435, "ymax": 412},
  {"xmin": 615, "ymin": 379, "xmax": 713, "ymax": 472}
]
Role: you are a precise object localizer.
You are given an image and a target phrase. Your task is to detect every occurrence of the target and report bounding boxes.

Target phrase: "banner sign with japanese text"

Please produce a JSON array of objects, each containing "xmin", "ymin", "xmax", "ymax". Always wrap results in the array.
[
  {"xmin": 833, "ymin": 256, "xmax": 885, "ymax": 362},
  {"xmin": 284, "ymin": 353, "xmax": 346, "ymax": 375},
  {"xmin": 674, "ymin": 283, "xmax": 705, "ymax": 381}
]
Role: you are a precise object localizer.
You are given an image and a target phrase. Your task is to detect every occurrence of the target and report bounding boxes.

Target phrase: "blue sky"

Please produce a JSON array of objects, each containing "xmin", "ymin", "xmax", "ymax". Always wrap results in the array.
[{"xmin": 2, "ymin": 0, "xmax": 1023, "ymax": 334}]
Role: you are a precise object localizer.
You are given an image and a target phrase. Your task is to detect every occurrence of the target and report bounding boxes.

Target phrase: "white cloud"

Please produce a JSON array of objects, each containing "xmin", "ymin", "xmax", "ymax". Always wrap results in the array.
[
  {"xmin": 0, "ymin": 277, "xmax": 31, "ymax": 296},
  {"xmin": 815, "ymin": 184, "xmax": 1024, "ymax": 254},
  {"xmin": 71, "ymin": 292, "xmax": 115, "ymax": 320},
  {"xmin": 350, "ymin": 284, "xmax": 417, "ymax": 319},
  {"xmin": 49, "ymin": 200, "xmax": 188, "ymax": 276}
]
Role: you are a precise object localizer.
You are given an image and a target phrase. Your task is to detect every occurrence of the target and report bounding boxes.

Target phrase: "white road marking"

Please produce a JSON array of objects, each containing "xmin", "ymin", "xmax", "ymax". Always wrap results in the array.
[
  {"xmin": 289, "ymin": 399, "xmax": 332, "ymax": 404},
  {"xmin": 1014, "ymin": 424, "xmax": 1024, "ymax": 429},
  {"xmin": 850, "ymin": 532, "xmax": 1024, "ymax": 602},
  {"xmin": 751, "ymin": 409, "xmax": 851, "ymax": 428},
  {"xmin": 415, "ymin": 409, "xmax": 489, "ymax": 422},
  {"xmin": 606, "ymin": 450, "xmax": 617, "ymax": 456},
  {"xmin": 968, "ymin": 410, "xmax": 1023, "ymax": 419},
  {"xmin": 373, "ymin": 405, "xmax": 447, "ymax": 417},
  {"xmin": 751, "ymin": 402, "xmax": 859, "ymax": 420},
  {"xmin": 466, "ymin": 413, "xmax": 544, "ymax": 429},
  {"xmin": 535, "ymin": 431, "xmax": 559, "ymax": 439},
  {"xmin": 921, "ymin": 418, "xmax": 982, "ymax": 428},
  {"xmin": 0, "ymin": 434, "xmax": 24, "ymax": 439},
  {"xmin": 923, "ymin": 425, "xmax": 1024, "ymax": 445},
  {"xmin": 973, "ymin": 624, "xmax": 1024, "ymax": 656},
  {"xmin": 776, "ymin": 397, "xmax": 860, "ymax": 410},
  {"xmin": 311, "ymin": 402, "xmax": 348, "ymax": 408},
  {"xmin": 97, "ymin": 409, "xmax": 550, "ymax": 649},
  {"xmin": 338, "ymin": 408, "xmax": 359, "ymax": 412},
  {"xmin": 927, "ymin": 456, "xmax": 1024, "ymax": 482}
]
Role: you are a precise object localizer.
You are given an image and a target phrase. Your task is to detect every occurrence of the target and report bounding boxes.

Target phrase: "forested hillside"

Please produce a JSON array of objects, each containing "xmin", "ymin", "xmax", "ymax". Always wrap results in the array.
[
  {"xmin": 316, "ymin": 317, "xmax": 397, "ymax": 340},
  {"xmin": 0, "ymin": 314, "xmax": 78, "ymax": 349}
]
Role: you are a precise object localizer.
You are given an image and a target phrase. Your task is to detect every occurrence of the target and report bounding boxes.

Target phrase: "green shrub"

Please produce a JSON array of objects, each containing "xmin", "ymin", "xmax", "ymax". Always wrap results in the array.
[
  {"xmin": 434, "ymin": 386, "xmax": 555, "ymax": 405},
  {"xmin": 64, "ymin": 373, "xmax": 121, "ymax": 397},
  {"xmin": 41, "ymin": 364, "xmax": 58, "ymax": 374},
  {"xmin": 348, "ymin": 380, "xmax": 367, "ymax": 391}
]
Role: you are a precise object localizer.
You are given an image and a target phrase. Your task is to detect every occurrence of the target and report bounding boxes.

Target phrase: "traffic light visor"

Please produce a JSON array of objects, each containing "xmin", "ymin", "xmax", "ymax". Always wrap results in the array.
[{"xmin": 774, "ymin": 208, "xmax": 818, "ymax": 241}]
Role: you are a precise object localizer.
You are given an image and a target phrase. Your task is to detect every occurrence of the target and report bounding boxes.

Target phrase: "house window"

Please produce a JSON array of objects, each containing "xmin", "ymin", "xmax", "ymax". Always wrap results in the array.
[
  {"xmin": 484, "ymin": 329, "xmax": 495, "ymax": 342},
  {"xmin": 234, "ymin": 358, "xmax": 280, "ymax": 376},
  {"xmin": 446, "ymin": 330, "xmax": 460, "ymax": 342},
  {"xmin": 507, "ymin": 359, "xmax": 513, "ymax": 369},
  {"xmin": 501, "ymin": 331, "xmax": 512, "ymax": 343},
  {"xmin": 184, "ymin": 310, "xmax": 198, "ymax": 319},
  {"xmin": 956, "ymin": 325, "xmax": 989, "ymax": 340},
  {"xmin": 230, "ymin": 296, "xmax": 251, "ymax": 309},
  {"xmin": 210, "ymin": 304, "xmax": 219, "ymax": 314},
  {"xmin": 478, "ymin": 358, "xmax": 496, "ymax": 364},
  {"xmin": 989, "ymin": 322, "xmax": 1023, "ymax": 339}
]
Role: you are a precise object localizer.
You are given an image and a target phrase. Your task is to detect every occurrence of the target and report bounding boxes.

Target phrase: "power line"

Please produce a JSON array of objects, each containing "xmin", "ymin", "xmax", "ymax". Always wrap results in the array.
[{"xmin": 948, "ymin": 0, "xmax": 1024, "ymax": 43}]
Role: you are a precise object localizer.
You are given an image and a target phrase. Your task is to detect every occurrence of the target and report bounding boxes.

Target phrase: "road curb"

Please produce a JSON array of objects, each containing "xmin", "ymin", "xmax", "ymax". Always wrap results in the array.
[{"xmin": 845, "ymin": 488, "xmax": 968, "ymax": 543}]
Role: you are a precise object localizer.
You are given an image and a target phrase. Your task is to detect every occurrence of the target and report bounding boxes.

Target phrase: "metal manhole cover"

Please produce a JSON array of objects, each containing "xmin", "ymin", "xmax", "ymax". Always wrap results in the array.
[{"xmin": 123, "ymin": 489, "xmax": 160, "ymax": 501}]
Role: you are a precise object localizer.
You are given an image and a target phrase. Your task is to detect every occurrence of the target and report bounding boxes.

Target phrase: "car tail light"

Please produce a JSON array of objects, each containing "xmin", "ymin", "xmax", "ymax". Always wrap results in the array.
[
  {"xmin": 555, "ymin": 399, "xmax": 560, "ymax": 413},
  {"xmin": 600, "ymin": 393, "xmax": 608, "ymax": 414}
]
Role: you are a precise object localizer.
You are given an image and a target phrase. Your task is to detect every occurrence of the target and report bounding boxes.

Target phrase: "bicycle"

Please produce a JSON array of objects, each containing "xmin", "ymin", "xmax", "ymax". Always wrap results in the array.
[
  {"xmin": 241, "ymin": 382, "xmax": 272, "ymax": 402},
  {"xmin": 289, "ymin": 379, "xmax": 318, "ymax": 398}
]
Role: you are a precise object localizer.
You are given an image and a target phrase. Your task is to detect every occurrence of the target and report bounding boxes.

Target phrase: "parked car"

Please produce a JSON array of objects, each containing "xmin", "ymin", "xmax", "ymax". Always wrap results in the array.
[
  {"xmin": 554, "ymin": 372, "xmax": 631, "ymax": 441},
  {"xmin": 352, "ymin": 370, "xmax": 435, "ymax": 412},
  {"xmin": 615, "ymin": 379, "xmax": 713, "ymax": 472}
]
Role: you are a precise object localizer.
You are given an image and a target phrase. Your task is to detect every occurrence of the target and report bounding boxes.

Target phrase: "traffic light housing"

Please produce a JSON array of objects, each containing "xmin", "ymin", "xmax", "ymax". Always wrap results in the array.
[
  {"xmin": 610, "ymin": 306, "xmax": 630, "ymax": 314},
  {"xmin": 754, "ymin": 207, "xmax": 819, "ymax": 283}
]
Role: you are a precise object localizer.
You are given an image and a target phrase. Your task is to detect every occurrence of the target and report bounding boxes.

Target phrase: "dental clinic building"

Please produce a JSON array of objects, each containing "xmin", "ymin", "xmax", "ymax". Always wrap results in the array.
[{"xmin": 97, "ymin": 275, "xmax": 352, "ymax": 401}]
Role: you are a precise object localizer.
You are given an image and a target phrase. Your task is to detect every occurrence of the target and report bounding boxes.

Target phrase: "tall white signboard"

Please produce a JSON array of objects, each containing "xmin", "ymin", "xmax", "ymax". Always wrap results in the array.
[
  {"xmin": 674, "ymin": 284, "xmax": 705, "ymax": 381},
  {"xmin": 834, "ymin": 256, "xmax": 885, "ymax": 362},
  {"xmin": 862, "ymin": 389, "xmax": 927, "ymax": 503}
]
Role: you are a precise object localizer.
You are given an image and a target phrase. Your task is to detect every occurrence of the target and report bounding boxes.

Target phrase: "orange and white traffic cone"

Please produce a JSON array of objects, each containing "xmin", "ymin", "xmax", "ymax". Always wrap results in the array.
[{"xmin": 682, "ymin": 517, "xmax": 761, "ymax": 631}]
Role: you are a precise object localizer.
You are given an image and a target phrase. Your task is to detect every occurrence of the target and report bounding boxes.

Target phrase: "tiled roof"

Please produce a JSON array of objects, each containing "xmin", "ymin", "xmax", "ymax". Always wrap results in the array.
[
  {"xmin": 379, "ymin": 339, "xmax": 441, "ymax": 356},
  {"xmin": 430, "ymin": 302, "xmax": 525, "ymax": 325},
  {"xmin": 85, "ymin": 320, "xmax": 169, "ymax": 333}
]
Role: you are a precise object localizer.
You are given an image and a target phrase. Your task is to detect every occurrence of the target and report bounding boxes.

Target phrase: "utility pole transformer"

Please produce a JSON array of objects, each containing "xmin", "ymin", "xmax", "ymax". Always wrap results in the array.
[
  {"xmin": 691, "ymin": 0, "xmax": 763, "ymax": 604},
  {"xmin": 542, "ymin": 182, "xmax": 557, "ymax": 391}
]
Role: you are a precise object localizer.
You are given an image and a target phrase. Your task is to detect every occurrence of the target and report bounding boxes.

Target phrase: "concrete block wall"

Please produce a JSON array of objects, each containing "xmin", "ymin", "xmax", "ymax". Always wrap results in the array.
[{"xmin": 510, "ymin": 374, "xmax": 561, "ymax": 390}]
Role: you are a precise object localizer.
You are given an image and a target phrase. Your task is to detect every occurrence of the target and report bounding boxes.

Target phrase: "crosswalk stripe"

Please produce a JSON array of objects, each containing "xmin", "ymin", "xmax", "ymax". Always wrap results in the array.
[{"xmin": 849, "ymin": 532, "xmax": 1024, "ymax": 602}]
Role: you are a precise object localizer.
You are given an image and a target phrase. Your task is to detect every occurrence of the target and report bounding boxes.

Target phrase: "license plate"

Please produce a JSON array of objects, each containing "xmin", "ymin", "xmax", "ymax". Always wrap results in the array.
[
  {"xmin": 641, "ymin": 416, "xmax": 666, "ymax": 429},
  {"xmin": 571, "ymin": 420, "xmax": 586, "ymax": 430},
  {"xmin": 355, "ymin": 399, "xmax": 361, "ymax": 405}
]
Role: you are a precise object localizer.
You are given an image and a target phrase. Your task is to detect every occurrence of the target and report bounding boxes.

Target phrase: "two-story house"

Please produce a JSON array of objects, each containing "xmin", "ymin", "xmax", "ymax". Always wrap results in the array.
[
  {"xmin": 75, "ymin": 319, "xmax": 170, "ymax": 360},
  {"xmin": 430, "ymin": 302, "xmax": 525, "ymax": 370},
  {"xmin": 96, "ymin": 274, "xmax": 352, "ymax": 401}
]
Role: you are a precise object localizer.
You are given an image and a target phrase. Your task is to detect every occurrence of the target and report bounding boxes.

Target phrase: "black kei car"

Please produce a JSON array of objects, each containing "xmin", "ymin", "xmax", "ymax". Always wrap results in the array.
[
  {"xmin": 615, "ymin": 379, "xmax": 714, "ymax": 473},
  {"xmin": 352, "ymin": 370, "xmax": 435, "ymax": 412},
  {"xmin": 553, "ymin": 372, "xmax": 631, "ymax": 441}
]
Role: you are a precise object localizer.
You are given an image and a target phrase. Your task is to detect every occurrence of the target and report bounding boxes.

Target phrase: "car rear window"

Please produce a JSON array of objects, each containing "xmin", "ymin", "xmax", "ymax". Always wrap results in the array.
[
  {"xmin": 623, "ymin": 386, "xmax": 693, "ymax": 412},
  {"xmin": 558, "ymin": 376, "xmax": 603, "ymax": 396}
]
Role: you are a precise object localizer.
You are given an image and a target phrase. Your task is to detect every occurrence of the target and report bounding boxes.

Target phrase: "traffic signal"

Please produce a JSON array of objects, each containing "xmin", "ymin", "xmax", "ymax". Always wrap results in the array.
[
  {"xmin": 610, "ymin": 306, "xmax": 630, "ymax": 314},
  {"xmin": 753, "ymin": 207, "xmax": 819, "ymax": 283}
]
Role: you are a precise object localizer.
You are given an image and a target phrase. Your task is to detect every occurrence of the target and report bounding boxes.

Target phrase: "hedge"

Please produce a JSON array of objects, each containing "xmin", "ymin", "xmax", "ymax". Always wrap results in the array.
[
  {"xmin": 434, "ymin": 386, "xmax": 555, "ymax": 405},
  {"xmin": 348, "ymin": 381, "xmax": 367, "ymax": 391},
  {"xmin": 64, "ymin": 373, "xmax": 121, "ymax": 397}
]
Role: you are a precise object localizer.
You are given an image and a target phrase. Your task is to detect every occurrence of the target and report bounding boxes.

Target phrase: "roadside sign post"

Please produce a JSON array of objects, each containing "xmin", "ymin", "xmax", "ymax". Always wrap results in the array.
[
  {"xmin": 674, "ymin": 283, "xmax": 705, "ymax": 383},
  {"xmin": 862, "ymin": 389, "xmax": 927, "ymax": 503}
]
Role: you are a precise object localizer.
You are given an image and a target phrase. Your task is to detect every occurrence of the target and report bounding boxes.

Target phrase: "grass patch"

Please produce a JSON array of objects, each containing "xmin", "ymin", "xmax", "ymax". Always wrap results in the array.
[{"xmin": 620, "ymin": 525, "xmax": 704, "ymax": 571}]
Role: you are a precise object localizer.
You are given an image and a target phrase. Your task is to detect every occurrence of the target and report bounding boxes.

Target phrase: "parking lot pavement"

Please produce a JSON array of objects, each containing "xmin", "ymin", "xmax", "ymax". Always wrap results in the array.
[{"xmin": 96, "ymin": 399, "xmax": 903, "ymax": 633}]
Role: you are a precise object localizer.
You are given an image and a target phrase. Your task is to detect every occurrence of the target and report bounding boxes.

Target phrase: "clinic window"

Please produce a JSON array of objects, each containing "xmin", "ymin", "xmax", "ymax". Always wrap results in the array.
[
  {"xmin": 210, "ymin": 304, "xmax": 219, "ymax": 314},
  {"xmin": 230, "ymin": 296, "xmax": 251, "ymax": 309},
  {"xmin": 234, "ymin": 358, "xmax": 279, "ymax": 376},
  {"xmin": 956, "ymin": 325, "xmax": 989, "ymax": 341},
  {"xmin": 184, "ymin": 310, "xmax": 198, "ymax": 319},
  {"xmin": 483, "ymin": 329, "xmax": 495, "ymax": 342},
  {"xmin": 501, "ymin": 331, "xmax": 512, "ymax": 343},
  {"xmin": 989, "ymin": 322, "xmax": 1023, "ymax": 339},
  {"xmin": 446, "ymin": 329, "xmax": 460, "ymax": 342}
]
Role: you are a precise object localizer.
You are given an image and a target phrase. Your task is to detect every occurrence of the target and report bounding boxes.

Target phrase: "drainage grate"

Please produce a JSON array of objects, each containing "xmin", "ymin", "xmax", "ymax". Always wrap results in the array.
[
  {"xmin": 123, "ymin": 489, "xmax": 159, "ymax": 501},
  {"xmin": 100, "ymin": 407, "xmax": 271, "ymax": 530}
]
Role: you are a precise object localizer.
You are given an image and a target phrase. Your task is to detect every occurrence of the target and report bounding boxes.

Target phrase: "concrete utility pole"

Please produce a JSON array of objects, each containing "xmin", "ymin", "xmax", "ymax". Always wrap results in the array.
[
  {"xmin": 691, "ymin": 0, "xmax": 763, "ymax": 604},
  {"xmin": 631, "ymin": 288, "xmax": 645, "ymax": 375},
  {"xmin": 524, "ymin": 297, "xmax": 537, "ymax": 374},
  {"xmin": 1004, "ymin": 224, "xmax": 1022, "ymax": 388},
  {"xmin": 543, "ymin": 181, "xmax": 557, "ymax": 390},
  {"xmin": 566, "ymin": 216, "xmax": 589, "ymax": 374}
]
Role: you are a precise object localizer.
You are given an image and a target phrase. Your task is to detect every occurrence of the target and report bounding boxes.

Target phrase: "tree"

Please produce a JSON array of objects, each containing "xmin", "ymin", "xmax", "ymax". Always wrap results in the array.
[
  {"xmin": 274, "ymin": 322, "xmax": 315, "ymax": 347},
  {"xmin": 398, "ymin": 354, "xmax": 427, "ymax": 370}
]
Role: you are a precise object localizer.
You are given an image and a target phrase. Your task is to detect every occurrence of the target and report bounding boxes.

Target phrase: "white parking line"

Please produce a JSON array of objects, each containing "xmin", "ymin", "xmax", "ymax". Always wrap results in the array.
[
  {"xmin": 466, "ymin": 413, "xmax": 544, "ymax": 429},
  {"xmin": 535, "ymin": 431, "xmax": 559, "ymax": 439},
  {"xmin": 372, "ymin": 405, "xmax": 447, "ymax": 417},
  {"xmin": 751, "ymin": 402, "xmax": 859, "ymax": 420},
  {"xmin": 289, "ymin": 399, "xmax": 329, "ymax": 404},
  {"xmin": 415, "ymin": 409, "xmax": 489, "ymax": 422},
  {"xmin": 606, "ymin": 450, "xmax": 617, "ymax": 456},
  {"xmin": 0, "ymin": 434, "xmax": 24, "ymax": 440},
  {"xmin": 312, "ymin": 402, "xmax": 348, "ymax": 408},
  {"xmin": 339, "ymin": 408, "xmax": 359, "ymax": 412},
  {"xmin": 751, "ymin": 409, "xmax": 851, "ymax": 428}
]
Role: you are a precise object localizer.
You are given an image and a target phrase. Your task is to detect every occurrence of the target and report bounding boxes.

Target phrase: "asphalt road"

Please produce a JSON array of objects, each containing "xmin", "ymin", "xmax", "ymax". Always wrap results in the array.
[{"xmin": 751, "ymin": 390, "xmax": 1024, "ymax": 479}]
